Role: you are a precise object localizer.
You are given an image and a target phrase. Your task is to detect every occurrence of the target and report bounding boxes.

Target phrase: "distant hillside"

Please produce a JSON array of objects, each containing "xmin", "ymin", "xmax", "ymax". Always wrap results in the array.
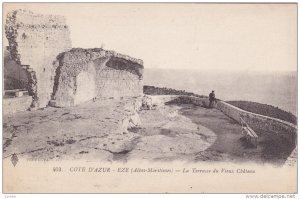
[
  {"xmin": 143, "ymin": 85, "xmax": 207, "ymax": 98},
  {"xmin": 226, "ymin": 101, "xmax": 297, "ymax": 125}
]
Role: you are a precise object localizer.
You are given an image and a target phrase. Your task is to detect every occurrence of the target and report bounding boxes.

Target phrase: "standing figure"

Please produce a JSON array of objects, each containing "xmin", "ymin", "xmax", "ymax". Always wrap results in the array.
[{"xmin": 209, "ymin": 90, "xmax": 216, "ymax": 108}]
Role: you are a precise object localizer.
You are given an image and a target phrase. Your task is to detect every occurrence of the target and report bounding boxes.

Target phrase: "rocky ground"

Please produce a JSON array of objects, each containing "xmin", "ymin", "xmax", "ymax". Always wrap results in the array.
[
  {"xmin": 3, "ymin": 97, "xmax": 141, "ymax": 161},
  {"xmin": 3, "ymin": 96, "xmax": 296, "ymax": 165}
]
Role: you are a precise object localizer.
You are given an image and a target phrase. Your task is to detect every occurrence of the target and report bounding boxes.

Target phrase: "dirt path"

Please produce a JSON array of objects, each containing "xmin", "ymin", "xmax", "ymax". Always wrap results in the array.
[
  {"xmin": 126, "ymin": 105, "xmax": 217, "ymax": 162},
  {"xmin": 127, "ymin": 102, "xmax": 292, "ymax": 165},
  {"xmin": 179, "ymin": 104, "xmax": 293, "ymax": 165},
  {"xmin": 125, "ymin": 104, "xmax": 260, "ymax": 163},
  {"xmin": 179, "ymin": 104, "xmax": 260, "ymax": 163}
]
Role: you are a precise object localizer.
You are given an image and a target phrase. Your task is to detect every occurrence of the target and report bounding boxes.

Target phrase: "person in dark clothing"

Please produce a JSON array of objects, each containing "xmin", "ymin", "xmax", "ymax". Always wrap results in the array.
[{"xmin": 209, "ymin": 90, "xmax": 216, "ymax": 108}]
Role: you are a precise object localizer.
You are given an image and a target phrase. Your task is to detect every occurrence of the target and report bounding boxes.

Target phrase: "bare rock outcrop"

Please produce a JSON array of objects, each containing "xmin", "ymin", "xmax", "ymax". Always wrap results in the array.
[
  {"xmin": 141, "ymin": 95, "xmax": 153, "ymax": 110},
  {"xmin": 50, "ymin": 48, "xmax": 144, "ymax": 107},
  {"xmin": 5, "ymin": 9, "xmax": 72, "ymax": 108}
]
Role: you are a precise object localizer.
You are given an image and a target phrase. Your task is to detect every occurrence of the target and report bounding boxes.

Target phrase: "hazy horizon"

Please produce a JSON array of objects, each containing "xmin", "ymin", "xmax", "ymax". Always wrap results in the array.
[{"xmin": 144, "ymin": 68, "xmax": 297, "ymax": 115}]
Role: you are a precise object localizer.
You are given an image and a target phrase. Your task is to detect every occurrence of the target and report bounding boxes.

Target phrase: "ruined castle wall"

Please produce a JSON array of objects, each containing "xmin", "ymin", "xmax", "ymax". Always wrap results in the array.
[
  {"xmin": 216, "ymin": 101, "xmax": 297, "ymax": 144},
  {"xmin": 50, "ymin": 48, "xmax": 144, "ymax": 107},
  {"xmin": 94, "ymin": 56, "xmax": 143, "ymax": 98},
  {"xmin": 5, "ymin": 10, "xmax": 71, "ymax": 108}
]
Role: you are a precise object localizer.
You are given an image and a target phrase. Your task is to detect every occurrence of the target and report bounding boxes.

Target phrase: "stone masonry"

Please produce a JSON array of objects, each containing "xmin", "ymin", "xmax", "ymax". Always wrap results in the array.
[
  {"xmin": 5, "ymin": 10, "xmax": 72, "ymax": 108},
  {"xmin": 50, "ymin": 48, "xmax": 144, "ymax": 107},
  {"xmin": 5, "ymin": 10, "xmax": 144, "ymax": 109}
]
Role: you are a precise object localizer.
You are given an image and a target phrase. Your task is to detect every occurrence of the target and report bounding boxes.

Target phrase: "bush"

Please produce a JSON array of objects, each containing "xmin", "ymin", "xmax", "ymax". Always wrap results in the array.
[{"xmin": 143, "ymin": 85, "xmax": 207, "ymax": 98}]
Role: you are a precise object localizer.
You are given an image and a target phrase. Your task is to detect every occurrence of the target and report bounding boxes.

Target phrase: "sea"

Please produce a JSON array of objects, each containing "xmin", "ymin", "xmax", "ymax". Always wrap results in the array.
[{"xmin": 144, "ymin": 68, "xmax": 297, "ymax": 116}]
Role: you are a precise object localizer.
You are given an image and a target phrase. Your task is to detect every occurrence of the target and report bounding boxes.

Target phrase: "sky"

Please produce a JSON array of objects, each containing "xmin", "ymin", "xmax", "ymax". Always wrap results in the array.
[{"xmin": 3, "ymin": 3, "xmax": 297, "ymax": 72}]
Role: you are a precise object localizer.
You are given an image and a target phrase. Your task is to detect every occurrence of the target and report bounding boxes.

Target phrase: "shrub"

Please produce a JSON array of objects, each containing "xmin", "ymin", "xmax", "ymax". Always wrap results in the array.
[{"xmin": 143, "ymin": 85, "xmax": 207, "ymax": 98}]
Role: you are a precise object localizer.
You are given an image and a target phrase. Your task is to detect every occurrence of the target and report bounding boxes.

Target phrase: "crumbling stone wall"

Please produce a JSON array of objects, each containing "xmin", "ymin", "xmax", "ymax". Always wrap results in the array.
[
  {"xmin": 216, "ymin": 101, "xmax": 297, "ymax": 145},
  {"xmin": 5, "ymin": 10, "xmax": 71, "ymax": 108},
  {"xmin": 50, "ymin": 48, "xmax": 144, "ymax": 107},
  {"xmin": 5, "ymin": 10, "xmax": 143, "ymax": 109}
]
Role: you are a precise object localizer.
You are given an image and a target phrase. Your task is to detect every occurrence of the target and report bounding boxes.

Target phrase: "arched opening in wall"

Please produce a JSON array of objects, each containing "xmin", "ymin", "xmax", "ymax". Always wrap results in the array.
[{"xmin": 4, "ymin": 47, "xmax": 30, "ymax": 99}]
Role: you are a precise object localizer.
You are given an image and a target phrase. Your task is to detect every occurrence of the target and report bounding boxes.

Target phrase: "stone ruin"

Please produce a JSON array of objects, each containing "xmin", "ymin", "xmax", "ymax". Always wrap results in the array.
[
  {"xmin": 5, "ymin": 10, "xmax": 72, "ymax": 108},
  {"xmin": 5, "ymin": 10, "xmax": 144, "ymax": 109},
  {"xmin": 50, "ymin": 48, "xmax": 143, "ymax": 107}
]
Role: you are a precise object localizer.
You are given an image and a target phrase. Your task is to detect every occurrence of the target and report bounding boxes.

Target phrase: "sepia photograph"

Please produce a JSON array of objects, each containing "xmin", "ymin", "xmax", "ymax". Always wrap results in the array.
[{"xmin": 2, "ymin": 2, "xmax": 297, "ymax": 195}]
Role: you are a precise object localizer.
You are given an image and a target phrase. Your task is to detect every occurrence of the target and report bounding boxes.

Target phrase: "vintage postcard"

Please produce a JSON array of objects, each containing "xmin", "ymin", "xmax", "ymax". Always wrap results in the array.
[{"xmin": 2, "ymin": 3, "xmax": 297, "ymax": 194}]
